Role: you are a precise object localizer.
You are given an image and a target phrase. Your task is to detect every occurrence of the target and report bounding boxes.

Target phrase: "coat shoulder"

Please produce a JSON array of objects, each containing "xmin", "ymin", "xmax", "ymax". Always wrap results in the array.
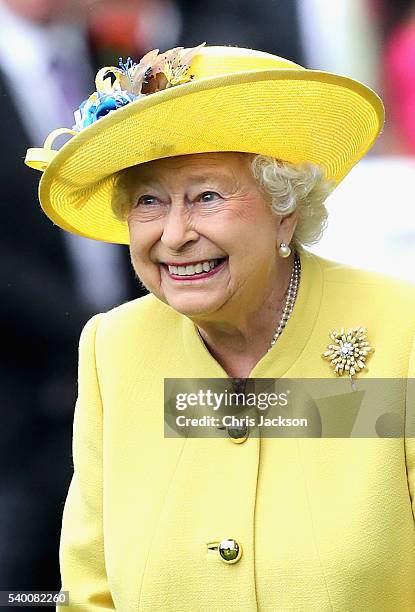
[
  {"xmin": 314, "ymin": 253, "xmax": 415, "ymax": 303},
  {"xmin": 93, "ymin": 294, "xmax": 182, "ymax": 355}
]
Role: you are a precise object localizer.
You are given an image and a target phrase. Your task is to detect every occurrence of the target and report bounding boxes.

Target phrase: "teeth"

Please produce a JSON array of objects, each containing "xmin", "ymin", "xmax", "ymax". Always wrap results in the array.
[{"xmin": 167, "ymin": 258, "xmax": 223, "ymax": 276}]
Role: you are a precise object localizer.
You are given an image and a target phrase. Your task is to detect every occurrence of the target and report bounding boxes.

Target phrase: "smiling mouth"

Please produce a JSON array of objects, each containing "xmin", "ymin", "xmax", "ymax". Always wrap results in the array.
[
  {"xmin": 161, "ymin": 257, "xmax": 228, "ymax": 281},
  {"xmin": 163, "ymin": 257, "xmax": 227, "ymax": 277}
]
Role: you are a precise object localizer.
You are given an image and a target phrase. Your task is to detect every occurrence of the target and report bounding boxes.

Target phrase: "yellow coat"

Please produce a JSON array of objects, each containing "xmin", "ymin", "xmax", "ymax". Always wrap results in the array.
[{"xmin": 58, "ymin": 248, "xmax": 415, "ymax": 611}]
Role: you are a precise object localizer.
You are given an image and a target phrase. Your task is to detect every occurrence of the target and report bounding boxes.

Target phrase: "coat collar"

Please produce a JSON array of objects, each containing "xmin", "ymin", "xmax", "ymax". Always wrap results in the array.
[{"xmin": 181, "ymin": 247, "xmax": 323, "ymax": 379}]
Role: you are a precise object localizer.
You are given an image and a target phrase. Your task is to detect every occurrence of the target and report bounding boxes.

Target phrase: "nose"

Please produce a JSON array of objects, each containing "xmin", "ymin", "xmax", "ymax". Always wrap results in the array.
[{"xmin": 160, "ymin": 203, "xmax": 199, "ymax": 251}]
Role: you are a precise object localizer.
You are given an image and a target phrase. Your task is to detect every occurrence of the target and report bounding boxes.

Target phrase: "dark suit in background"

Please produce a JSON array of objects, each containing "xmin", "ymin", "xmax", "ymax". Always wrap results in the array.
[
  {"xmin": 176, "ymin": 0, "xmax": 305, "ymax": 64},
  {"xmin": 0, "ymin": 63, "xmax": 141, "ymax": 598}
]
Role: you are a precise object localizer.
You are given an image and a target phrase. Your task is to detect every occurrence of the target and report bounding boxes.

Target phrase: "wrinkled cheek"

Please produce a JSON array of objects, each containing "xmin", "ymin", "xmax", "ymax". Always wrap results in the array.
[
  {"xmin": 228, "ymin": 262, "xmax": 253, "ymax": 296},
  {"xmin": 128, "ymin": 246, "xmax": 141, "ymax": 275},
  {"xmin": 134, "ymin": 259, "xmax": 163, "ymax": 295}
]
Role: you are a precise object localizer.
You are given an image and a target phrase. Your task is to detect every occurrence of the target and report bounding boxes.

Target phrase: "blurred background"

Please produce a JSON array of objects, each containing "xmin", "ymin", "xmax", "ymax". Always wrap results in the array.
[{"xmin": 0, "ymin": 0, "xmax": 414, "ymax": 605}]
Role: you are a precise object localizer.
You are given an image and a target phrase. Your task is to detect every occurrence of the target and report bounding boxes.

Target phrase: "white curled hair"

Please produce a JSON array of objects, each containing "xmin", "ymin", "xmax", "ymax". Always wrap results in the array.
[
  {"xmin": 111, "ymin": 153, "xmax": 335, "ymax": 248},
  {"xmin": 248, "ymin": 154, "xmax": 335, "ymax": 248}
]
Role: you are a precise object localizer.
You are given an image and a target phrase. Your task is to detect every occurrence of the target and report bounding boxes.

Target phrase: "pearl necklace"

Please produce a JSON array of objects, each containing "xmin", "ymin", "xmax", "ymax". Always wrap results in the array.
[{"xmin": 268, "ymin": 251, "xmax": 301, "ymax": 351}]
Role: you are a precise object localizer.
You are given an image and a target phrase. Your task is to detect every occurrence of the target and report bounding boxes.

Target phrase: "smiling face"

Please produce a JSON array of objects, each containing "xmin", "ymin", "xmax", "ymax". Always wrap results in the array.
[{"xmin": 126, "ymin": 152, "xmax": 293, "ymax": 319}]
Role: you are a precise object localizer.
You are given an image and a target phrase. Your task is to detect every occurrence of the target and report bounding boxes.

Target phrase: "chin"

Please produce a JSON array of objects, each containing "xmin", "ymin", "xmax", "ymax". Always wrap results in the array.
[{"xmin": 165, "ymin": 296, "xmax": 221, "ymax": 317}]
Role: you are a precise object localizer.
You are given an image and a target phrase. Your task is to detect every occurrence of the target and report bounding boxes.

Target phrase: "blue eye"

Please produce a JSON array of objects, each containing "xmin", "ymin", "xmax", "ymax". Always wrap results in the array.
[
  {"xmin": 199, "ymin": 191, "xmax": 221, "ymax": 203},
  {"xmin": 136, "ymin": 195, "xmax": 158, "ymax": 206}
]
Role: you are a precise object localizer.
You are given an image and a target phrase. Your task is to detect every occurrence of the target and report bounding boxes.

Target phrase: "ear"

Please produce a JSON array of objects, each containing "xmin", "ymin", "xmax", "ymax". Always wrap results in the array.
[{"xmin": 278, "ymin": 209, "xmax": 299, "ymax": 244}]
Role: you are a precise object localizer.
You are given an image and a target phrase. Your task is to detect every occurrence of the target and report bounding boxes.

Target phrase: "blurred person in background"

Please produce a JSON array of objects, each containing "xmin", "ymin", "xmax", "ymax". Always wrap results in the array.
[
  {"xmin": 379, "ymin": 0, "xmax": 415, "ymax": 155},
  {"xmin": 0, "ymin": 0, "xmax": 160, "ymax": 600}
]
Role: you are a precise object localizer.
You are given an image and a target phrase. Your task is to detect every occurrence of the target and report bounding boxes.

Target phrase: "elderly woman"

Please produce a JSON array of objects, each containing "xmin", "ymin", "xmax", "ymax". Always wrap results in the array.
[{"xmin": 25, "ymin": 45, "xmax": 415, "ymax": 611}]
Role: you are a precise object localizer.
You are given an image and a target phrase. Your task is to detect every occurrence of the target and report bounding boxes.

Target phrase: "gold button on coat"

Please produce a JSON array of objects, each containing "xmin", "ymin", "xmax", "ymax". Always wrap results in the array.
[
  {"xmin": 218, "ymin": 539, "xmax": 242, "ymax": 563},
  {"xmin": 227, "ymin": 424, "xmax": 249, "ymax": 444}
]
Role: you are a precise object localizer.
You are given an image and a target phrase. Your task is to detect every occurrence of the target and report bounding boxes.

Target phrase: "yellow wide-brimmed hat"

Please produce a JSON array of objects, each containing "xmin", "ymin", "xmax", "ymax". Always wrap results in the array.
[{"xmin": 25, "ymin": 44, "xmax": 384, "ymax": 244}]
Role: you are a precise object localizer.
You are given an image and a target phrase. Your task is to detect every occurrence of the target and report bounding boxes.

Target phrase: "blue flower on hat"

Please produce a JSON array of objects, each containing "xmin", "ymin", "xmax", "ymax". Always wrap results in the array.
[{"xmin": 73, "ymin": 90, "xmax": 138, "ymax": 131}]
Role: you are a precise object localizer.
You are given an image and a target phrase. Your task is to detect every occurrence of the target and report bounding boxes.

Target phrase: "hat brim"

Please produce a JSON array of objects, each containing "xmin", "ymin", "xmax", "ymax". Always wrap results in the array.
[{"xmin": 37, "ymin": 68, "xmax": 384, "ymax": 244}]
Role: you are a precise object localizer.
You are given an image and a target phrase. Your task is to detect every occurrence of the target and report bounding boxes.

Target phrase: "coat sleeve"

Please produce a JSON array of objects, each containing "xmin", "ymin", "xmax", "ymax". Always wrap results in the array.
[
  {"xmin": 405, "ymin": 331, "xmax": 415, "ymax": 522},
  {"xmin": 57, "ymin": 313, "xmax": 115, "ymax": 611}
]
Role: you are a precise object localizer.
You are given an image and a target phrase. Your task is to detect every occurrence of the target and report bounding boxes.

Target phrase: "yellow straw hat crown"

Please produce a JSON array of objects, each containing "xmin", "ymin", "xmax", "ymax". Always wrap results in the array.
[{"xmin": 25, "ymin": 44, "xmax": 384, "ymax": 244}]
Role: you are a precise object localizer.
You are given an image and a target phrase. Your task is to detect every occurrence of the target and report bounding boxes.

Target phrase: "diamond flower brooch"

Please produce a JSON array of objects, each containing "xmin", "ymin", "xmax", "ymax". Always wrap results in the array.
[{"xmin": 322, "ymin": 327, "xmax": 374, "ymax": 389}]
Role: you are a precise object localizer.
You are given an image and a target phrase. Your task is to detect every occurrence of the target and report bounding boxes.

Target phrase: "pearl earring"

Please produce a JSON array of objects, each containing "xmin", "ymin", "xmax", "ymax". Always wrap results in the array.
[{"xmin": 278, "ymin": 242, "xmax": 291, "ymax": 258}]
